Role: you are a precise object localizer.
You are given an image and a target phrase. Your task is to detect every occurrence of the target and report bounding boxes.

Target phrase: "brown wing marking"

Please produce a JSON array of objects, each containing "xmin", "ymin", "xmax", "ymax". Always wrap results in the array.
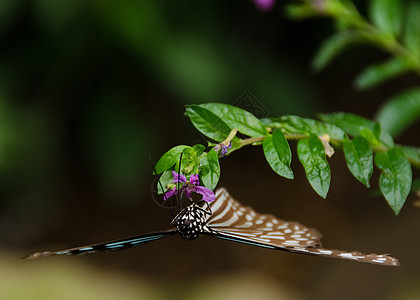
[
  {"xmin": 205, "ymin": 188, "xmax": 399, "ymax": 266},
  {"xmin": 206, "ymin": 188, "xmax": 322, "ymax": 248}
]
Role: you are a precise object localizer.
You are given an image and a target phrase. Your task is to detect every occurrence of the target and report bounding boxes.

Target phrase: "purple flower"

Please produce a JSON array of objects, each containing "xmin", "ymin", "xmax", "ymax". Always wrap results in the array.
[
  {"xmin": 164, "ymin": 171, "xmax": 215, "ymax": 202},
  {"xmin": 254, "ymin": 0, "xmax": 275, "ymax": 11},
  {"xmin": 214, "ymin": 142, "xmax": 232, "ymax": 157},
  {"xmin": 220, "ymin": 142, "xmax": 232, "ymax": 156}
]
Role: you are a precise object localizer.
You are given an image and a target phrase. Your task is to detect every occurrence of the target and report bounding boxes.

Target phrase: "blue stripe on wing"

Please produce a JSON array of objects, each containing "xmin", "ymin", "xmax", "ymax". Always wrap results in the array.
[
  {"xmin": 103, "ymin": 235, "xmax": 169, "ymax": 250},
  {"xmin": 24, "ymin": 230, "xmax": 176, "ymax": 259}
]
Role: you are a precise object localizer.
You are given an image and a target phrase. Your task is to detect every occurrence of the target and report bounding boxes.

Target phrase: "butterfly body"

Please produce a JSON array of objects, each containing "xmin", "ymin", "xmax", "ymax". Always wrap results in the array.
[
  {"xmin": 24, "ymin": 188, "xmax": 400, "ymax": 266},
  {"xmin": 170, "ymin": 204, "xmax": 211, "ymax": 240}
]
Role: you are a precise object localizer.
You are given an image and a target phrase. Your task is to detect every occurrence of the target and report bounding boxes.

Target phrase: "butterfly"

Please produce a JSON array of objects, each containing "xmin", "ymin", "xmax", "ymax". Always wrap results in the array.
[{"xmin": 24, "ymin": 187, "xmax": 399, "ymax": 266}]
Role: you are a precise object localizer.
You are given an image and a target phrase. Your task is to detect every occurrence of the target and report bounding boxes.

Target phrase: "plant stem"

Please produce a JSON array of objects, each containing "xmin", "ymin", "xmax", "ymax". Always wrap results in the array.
[
  {"xmin": 239, "ymin": 136, "xmax": 265, "ymax": 146},
  {"xmin": 223, "ymin": 128, "xmax": 238, "ymax": 146},
  {"xmin": 284, "ymin": 133, "xmax": 309, "ymax": 140}
]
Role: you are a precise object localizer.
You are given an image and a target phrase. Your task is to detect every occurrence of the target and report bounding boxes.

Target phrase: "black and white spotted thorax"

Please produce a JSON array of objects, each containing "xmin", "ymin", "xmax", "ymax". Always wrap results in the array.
[{"xmin": 170, "ymin": 204, "xmax": 210, "ymax": 240}]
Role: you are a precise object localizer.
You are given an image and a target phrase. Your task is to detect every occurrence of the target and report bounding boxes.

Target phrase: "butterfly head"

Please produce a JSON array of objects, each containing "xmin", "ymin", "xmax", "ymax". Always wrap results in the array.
[{"xmin": 171, "ymin": 204, "xmax": 208, "ymax": 240}]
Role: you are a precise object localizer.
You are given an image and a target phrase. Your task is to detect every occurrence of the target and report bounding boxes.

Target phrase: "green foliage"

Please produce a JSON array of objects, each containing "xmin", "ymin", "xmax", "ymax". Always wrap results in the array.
[
  {"xmin": 395, "ymin": 145, "xmax": 420, "ymax": 169},
  {"xmin": 369, "ymin": 0, "xmax": 403, "ymax": 38},
  {"xmin": 343, "ymin": 137, "xmax": 373, "ymax": 187},
  {"xmin": 297, "ymin": 133, "xmax": 331, "ymax": 199},
  {"xmin": 286, "ymin": 0, "xmax": 420, "ymax": 141},
  {"xmin": 319, "ymin": 112, "xmax": 394, "ymax": 147},
  {"xmin": 261, "ymin": 115, "xmax": 346, "ymax": 141},
  {"xmin": 355, "ymin": 58, "xmax": 411, "ymax": 90},
  {"xmin": 179, "ymin": 146, "xmax": 201, "ymax": 175},
  {"xmin": 403, "ymin": 1, "xmax": 420, "ymax": 58},
  {"xmin": 375, "ymin": 88, "xmax": 420, "ymax": 138},
  {"xmin": 375, "ymin": 149, "xmax": 412, "ymax": 215},
  {"xmin": 157, "ymin": 170, "xmax": 174, "ymax": 194},
  {"xmin": 151, "ymin": 1, "xmax": 420, "ymax": 216},
  {"xmin": 302, "ymin": 118, "xmax": 346, "ymax": 141},
  {"xmin": 155, "ymin": 103, "xmax": 417, "ymax": 215},
  {"xmin": 199, "ymin": 103, "xmax": 268, "ymax": 137},
  {"xmin": 262, "ymin": 130, "xmax": 293, "ymax": 179},
  {"xmin": 199, "ymin": 148, "xmax": 220, "ymax": 190},
  {"xmin": 261, "ymin": 115, "xmax": 312, "ymax": 135},
  {"xmin": 185, "ymin": 105, "xmax": 235, "ymax": 143},
  {"xmin": 154, "ymin": 145, "xmax": 189, "ymax": 175}
]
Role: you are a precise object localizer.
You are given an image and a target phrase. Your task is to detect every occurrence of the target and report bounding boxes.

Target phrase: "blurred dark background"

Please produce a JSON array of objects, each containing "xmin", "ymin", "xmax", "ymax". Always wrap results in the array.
[{"xmin": 0, "ymin": 1, "xmax": 419, "ymax": 299}]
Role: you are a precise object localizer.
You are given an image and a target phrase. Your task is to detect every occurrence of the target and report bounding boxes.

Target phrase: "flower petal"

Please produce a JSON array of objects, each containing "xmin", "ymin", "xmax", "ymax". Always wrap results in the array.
[
  {"xmin": 164, "ymin": 188, "xmax": 179, "ymax": 200},
  {"xmin": 171, "ymin": 171, "xmax": 187, "ymax": 184},
  {"xmin": 194, "ymin": 186, "xmax": 216, "ymax": 202},
  {"xmin": 254, "ymin": 0, "xmax": 275, "ymax": 11},
  {"xmin": 217, "ymin": 142, "xmax": 232, "ymax": 156},
  {"xmin": 220, "ymin": 145, "xmax": 228, "ymax": 156},
  {"xmin": 319, "ymin": 134, "xmax": 335, "ymax": 158},
  {"xmin": 189, "ymin": 174, "xmax": 200, "ymax": 186}
]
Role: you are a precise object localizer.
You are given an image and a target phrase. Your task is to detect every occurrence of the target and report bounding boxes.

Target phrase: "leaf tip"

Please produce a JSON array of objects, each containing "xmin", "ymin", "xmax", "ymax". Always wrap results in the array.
[
  {"xmin": 391, "ymin": 206, "xmax": 402, "ymax": 216},
  {"xmin": 284, "ymin": 170, "xmax": 294, "ymax": 180}
]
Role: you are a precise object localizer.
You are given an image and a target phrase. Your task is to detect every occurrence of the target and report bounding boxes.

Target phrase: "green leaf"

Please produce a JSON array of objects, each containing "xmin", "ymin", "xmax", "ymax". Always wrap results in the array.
[
  {"xmin": 394, "ymin": 145, "xmax": 420, "ymax": 168},
  {"xmin": 179, "ymin": 147, "xmax": 199, "ymax": 175},
  {"xmin": 297, "ymin": 134, "xmax": 331, "ymax": 198},
  {"xmin": 377, "ymin": 127, "xmax": 395, "ymax": 149},
  {"xmin": 312, "ymin": 31, "xmax": 367, "ymax": 71},
  {"xmin": 260, "ymin": 117, "xmax": 274, "ymax": 126},
  {"xmin": 403, "ymin": 1, "xmax": 420, "ymax": 57},
  {"xmin": 262, "ymin": 116, "xmax": 346, "ymax": 141},
  {"xmin": 369, "ymin": 0, "xmax": 403, "ymax": 38},
  {"xmin": 199, "ymin": 148, "xmax": 220, "ymax": 190},
  {"xmin": 154, "ymin": 145, "xmax": 189, "ymax": 175},
  {"xmin": 261, "ymin": 115, "xmax": 311, "ymax": 135},
  {"xmin": 185, "ymin": 105, "xmax": 238, "ymax": 142},
  {"xmin": 157, "ymin": 169, "xmax": 175, "ymax": 194},
  {"xmin": 263, "ymin": 130, "xmax": 294, "ymax": 179},
  {"xmin": 375, "ymin": 149, "xmax": 412, "ymax": 215},
  {"xmin": 319, "ymin": 112, "xmax": 373, "ymax": 136},
  {"xmin": 319, "ymin": 112, "xmax": 394, "ymax": 147},
  {"xmin": 285, "ymin": 3, "xmax": 319, "ymax": 19},
  {"xmin": 199, "ymin": 103, "xmax": 268, "ymax": 137},
  {"xmin": 302, "ymin": 118, "xmax": 346, "ymax": 140},
  {"xmin": 343, "ymin": 137, "xmax": 373, "ymax": 187},
  {"xmin": 359, "ymin": 126, "xmax": 381, "ymax": 147},
  {"xmin": 192, "ymin": 144, "xmax": 205, "ymax": 157},
  {"xmin": 334, "ymin": 0, "xmax": 363, "ymax": 30},
  {"xmin": 355, "ymin": 58, "xmax": 410, "ymax": 91},
  {"xmin": 375, "ymin": 88, "xmax": 420, "ymax": 137}
]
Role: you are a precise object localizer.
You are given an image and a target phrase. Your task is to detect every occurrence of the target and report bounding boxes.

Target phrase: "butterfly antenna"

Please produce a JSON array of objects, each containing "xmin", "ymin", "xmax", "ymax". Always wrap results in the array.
[
  {"xmin": 197, "ymin": 200, "xmax": 212, "ymax": 215},
  {"xmin": 148, "ymin": 156, "xmax": 168, "ymax": 201},
  {"xmin": 176, "ymin": 153, "xmax": 183, "ymax": 211},
  {"xmin": 149, "ymin": 155, "xmax": 177, "ymax": 219}
]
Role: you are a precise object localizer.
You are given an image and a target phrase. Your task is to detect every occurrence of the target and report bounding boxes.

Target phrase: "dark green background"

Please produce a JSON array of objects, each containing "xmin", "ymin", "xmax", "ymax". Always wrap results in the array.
[{"xmin": 1, "ymin": 1, "xmax": 419, "ymax": 299}]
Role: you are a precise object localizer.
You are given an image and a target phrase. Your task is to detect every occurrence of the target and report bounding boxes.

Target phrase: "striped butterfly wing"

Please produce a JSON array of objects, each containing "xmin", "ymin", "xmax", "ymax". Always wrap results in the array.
[
  {"xmin": 203, "ymin": 188, "xmax": 399, "ymax": 266},
  {"xmin": 24, "ymin": 230, "xmax": 176, "ymax": 259}
]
